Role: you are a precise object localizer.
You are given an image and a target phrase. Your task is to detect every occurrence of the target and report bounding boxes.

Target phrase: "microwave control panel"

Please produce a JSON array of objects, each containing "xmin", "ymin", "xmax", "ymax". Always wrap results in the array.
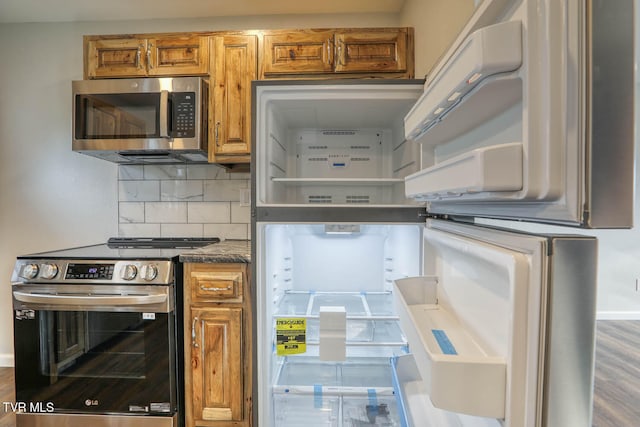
[{"xmin": 172, "ymin": 92, "xmax": 196, "ymax": 138}]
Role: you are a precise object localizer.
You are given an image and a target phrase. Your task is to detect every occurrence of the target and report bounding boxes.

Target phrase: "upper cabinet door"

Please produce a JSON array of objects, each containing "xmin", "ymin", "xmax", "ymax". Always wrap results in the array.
[
  {"xmin": 334, "ymin": 29, "xmax": 408, "ymax": 73},
  {"xmin": 147, "ymin": 35, "xmax": 209, "ymax": 76},
  {"xmin": 262, "ymin": 30, "xmax": 335, "ymax": 76},
  {"xmin": 210, "ymin": 34, "xmax": 257, "ymax": 160},
  {"xmin": 86, "ymin": 39, "xmax": 148, "ymax": 78},
  {"xmin": 403, "ymin": 0, "xmax": 634, "ymax": 228},
  {"xmin": 85, "ymin": 35, "xmax": 209, "ymax": 78},
  {"xmin": 261, "ymin": 28, "xmax": 414, "ymax": 79}
]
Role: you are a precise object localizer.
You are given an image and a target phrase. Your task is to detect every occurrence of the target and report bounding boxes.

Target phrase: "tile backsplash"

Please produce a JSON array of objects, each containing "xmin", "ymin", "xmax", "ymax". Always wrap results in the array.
[{"xmin": 118, "ymin": 164, "xmax": 250, "ymax": 240}]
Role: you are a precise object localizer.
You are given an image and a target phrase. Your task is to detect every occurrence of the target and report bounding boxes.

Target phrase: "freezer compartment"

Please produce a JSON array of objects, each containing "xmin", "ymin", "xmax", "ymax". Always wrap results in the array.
[
  {"xmin": 254, "ymin": 82, "xmax": 423, "ymax": 207},
  {"xmin": 393, "ymin": 277, "xmax": 506, "ymax": 418},
  {"xmin": 273, "ymin": 390, "xmax": 401, "ymax": 427}
]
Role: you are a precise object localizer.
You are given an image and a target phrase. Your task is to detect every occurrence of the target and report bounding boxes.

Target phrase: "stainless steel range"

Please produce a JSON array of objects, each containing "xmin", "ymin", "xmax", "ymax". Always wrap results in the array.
[{"xmin": 11, "ymin": 237, "xmax": 219, "ymax": 427}]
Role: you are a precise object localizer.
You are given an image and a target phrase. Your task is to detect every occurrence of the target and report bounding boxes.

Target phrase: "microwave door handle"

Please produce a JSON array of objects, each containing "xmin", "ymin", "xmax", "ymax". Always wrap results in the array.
[
  {"xmin": 13, "ymin": 291, "xmax": 167, "ymax": 307},
  {"xmin": 159, "ymin": 90, "xmax": 170, "ymax": 138}
]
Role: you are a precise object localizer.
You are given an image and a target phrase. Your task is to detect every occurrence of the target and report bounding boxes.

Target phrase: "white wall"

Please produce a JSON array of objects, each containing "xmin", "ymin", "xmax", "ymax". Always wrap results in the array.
[
  {"xmin": 0, "ymin": 12, "xmax": 400, "ymax": 366},
  {"xmin": 400, "ymin": 0, "xmax": 475, "ymax": 78}
]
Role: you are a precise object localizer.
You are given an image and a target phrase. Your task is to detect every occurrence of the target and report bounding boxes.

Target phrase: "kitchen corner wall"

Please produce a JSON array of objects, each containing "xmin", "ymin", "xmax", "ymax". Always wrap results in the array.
[{"xmin": 118, "ymin": 164, "xmax": 250, "ymax": 239}]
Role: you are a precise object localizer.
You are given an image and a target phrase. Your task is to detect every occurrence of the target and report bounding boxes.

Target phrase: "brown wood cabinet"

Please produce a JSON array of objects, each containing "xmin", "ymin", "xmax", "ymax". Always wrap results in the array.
[
  {"xmin": 209, "ymin": 35, "xmax": 257, "ymax": 164},
  {"xmin": 184, "ymin": 263, "xmax": 252, "ymax": 427},
  {"xmin": 82, "ymin": 27, "xmax": 413, "ymax": 167},
  {"xmin": 85, "ymin": 35, "xmax": 209, "ymax": 78},
  {"xmin": 261, "ymin": 28, "xmax": 413, "ymax": 79}
]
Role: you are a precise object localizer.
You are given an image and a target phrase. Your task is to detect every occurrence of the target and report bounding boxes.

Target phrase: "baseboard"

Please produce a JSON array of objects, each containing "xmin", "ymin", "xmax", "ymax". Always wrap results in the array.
[
  {"xmin": 597, "ymin": 311, "xmax": 640, "ymax": 320},
  {"xmin": 0, "ymin": 353, "xmax": 14, "ymax": 367}
]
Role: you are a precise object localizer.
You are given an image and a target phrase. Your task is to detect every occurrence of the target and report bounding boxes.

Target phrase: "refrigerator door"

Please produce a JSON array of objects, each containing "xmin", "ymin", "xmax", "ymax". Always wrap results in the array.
[
  {"xmin": 403, "ymin": 0, "xmax": 634, "ymax": 228},
  {"xmin": 393, "ymin": 219, "xmax": 597, "ymax": 427}
]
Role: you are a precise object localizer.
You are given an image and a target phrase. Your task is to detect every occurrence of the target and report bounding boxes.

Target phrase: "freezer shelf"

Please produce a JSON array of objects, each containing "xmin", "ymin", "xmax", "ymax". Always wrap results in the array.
[
  {"xmin": 273, "ymin": 393, "xmax": 401, "ymax": 427},
  {"xmin": 393, "ymin": 276, "xmax": 506, "ymax": 419}
]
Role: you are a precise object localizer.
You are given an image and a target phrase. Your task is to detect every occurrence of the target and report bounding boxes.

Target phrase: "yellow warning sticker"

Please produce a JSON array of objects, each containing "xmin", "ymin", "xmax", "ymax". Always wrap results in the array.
[{"xmin": 276, "ymin": 318, "xmax": 307, "ymax": 356}]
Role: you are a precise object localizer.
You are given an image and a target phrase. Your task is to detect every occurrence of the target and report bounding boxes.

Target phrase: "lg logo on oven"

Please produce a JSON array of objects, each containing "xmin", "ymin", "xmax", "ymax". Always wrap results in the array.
[{"xmin": 84, "ymin": 399, "xmax": 99, "ymax": 407}]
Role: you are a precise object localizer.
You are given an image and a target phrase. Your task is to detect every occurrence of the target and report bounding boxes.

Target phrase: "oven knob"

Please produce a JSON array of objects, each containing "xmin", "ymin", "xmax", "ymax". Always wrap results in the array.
[
  {"xmin": 20, "ymin": 263, "xmax": 39, "ymax": 280},
  {"xmin": 40, "ymin": 263, "xmax": 59, "ymax": 280},
  {"xmin": 121, "ymin": 264, "xmax": 138, "ymax": 281},
  {"xmin": 141, "ymin": 264, "xmax": 158, "ymax": 281}
]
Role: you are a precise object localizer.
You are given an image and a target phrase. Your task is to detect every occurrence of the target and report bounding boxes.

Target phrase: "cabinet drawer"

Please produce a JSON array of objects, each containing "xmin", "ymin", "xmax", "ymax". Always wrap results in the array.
[{"xmin": 191, "ymin": 270, "xmax": 243, "ymax": 302}]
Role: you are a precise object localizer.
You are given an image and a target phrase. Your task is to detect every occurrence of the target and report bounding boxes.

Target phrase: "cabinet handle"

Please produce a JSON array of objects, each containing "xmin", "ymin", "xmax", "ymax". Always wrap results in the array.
[
  {"xmin": 147, "ymin": 43, "xmax": 153, "ymax": 69},
  {"xmin": 136, "ymin": 45, "xmax": 143, "ymax": 69},
  {"xmin": 200, "ymin": 284, "xmax": 233, "ymax": 292},
  {"xmin": 327, "ymin": 38, "xmax": 333, "ymax": 65},
  {"xmin": 215, "ymin": 121, "xmax": 221, "ymax": 146},
  {"xmin": 336, "ymin": 40, "xmax": 345, "ymax": 66},
  {"xmin": 192, "ymin": 317, "xmax": 199, "ymax": 348}
]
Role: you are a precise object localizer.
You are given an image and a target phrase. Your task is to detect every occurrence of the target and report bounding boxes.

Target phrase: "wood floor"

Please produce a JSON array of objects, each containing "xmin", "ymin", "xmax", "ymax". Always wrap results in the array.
[{"xmin": 0, "ymin": 321, "xmax": 638, "ymax": 426}]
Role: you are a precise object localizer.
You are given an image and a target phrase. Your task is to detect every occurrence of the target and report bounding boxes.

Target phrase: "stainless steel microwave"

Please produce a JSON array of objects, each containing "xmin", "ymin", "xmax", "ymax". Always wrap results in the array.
[{"xmin": 72, "ymin": 77, "xmax": 209, "ymax": 164}]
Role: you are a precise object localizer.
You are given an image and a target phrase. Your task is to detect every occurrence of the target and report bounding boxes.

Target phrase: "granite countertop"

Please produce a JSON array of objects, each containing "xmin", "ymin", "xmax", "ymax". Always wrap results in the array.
[{"xmin": 179, "ymin": 240, "xmax": 251, "ymax": 264}]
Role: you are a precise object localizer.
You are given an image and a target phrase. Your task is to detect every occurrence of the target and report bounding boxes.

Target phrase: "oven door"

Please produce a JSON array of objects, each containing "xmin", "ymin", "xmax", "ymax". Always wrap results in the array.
[{"xmin": 12, "ymin": 284, "xmax": 178, "ymax": 416}]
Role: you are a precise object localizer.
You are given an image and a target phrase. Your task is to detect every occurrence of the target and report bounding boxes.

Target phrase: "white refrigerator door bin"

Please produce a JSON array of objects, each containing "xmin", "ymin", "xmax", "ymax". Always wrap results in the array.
[
  {"xmin": 390, "ymin": 219, "xmax": 597, "ymax": 427},
  {"xmin": 403, "ymin": 0, "xmax": 633, "ymax": 228}
]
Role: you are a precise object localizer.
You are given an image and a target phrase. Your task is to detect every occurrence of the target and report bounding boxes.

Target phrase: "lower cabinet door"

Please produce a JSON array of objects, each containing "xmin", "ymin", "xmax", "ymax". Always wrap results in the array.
[{"xmin": 191, "ymin": 307, "xmax": 243, "ymax": 422}]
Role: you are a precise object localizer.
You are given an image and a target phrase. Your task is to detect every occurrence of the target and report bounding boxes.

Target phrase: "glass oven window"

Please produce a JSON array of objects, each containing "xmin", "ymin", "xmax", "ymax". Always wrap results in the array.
[
  {"xmin": 14, "ymin": 310, "xmax": 176, "ymax": 414},
  {"xmin": 40, "ymin": 312, "xmax": 148, "ymax": 379},
  {"xmin": 75, "ymin": 93, "xmax": 160, "ymax": 139}
]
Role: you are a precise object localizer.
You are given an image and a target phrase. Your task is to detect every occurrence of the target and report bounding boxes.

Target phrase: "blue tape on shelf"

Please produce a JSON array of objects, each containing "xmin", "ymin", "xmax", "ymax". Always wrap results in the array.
[
  {"xmin": 314, "ymin": 384, "xmax": 322, "ymax": 409},
  {"xmin": 367, "ymin": 389, "xmax": 378, "ymax": 417},
  {"xmin": 432, "ymin": 329, "xmax": 457, "ymax": 355},
  {"xmin": 390, "ymin": 356, "xmax": 410, "ymax": 427}
]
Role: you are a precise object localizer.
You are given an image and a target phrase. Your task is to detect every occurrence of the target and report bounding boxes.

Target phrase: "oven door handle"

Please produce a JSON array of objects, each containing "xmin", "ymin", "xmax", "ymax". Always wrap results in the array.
[{"xmin": 13, "ymin": 291, "xmax": 167, "ymax": 307}]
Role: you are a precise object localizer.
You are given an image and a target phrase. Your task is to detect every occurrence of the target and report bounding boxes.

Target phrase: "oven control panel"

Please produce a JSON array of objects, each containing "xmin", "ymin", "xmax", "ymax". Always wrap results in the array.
[
  {"xmin": 12, "ymin": 260, "xmax": 173, "ymax": 285},
  {"xmin": 66, "ymin": 263, "xmax": 114, "ymax": 280}
]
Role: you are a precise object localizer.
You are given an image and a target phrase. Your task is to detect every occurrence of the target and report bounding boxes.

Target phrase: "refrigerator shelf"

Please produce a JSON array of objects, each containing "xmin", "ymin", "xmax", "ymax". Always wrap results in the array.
[
  {"xmin": 393, "ymin": 276, "xmax": 506, "ymax": 419},
  {"xmin": 404, "ymin": 142, "xmax": 523, "ymax": 201},
  {"xmin": 276, "ymin": 291, "xmax": 397, "ymax": 318},
  {"xmin": 275, "ymin": 357, "xmax": 396, "ymax": 388},
  {"xmin": 271, "ymin": 178, "xmax": 405, "ymax": 186}
]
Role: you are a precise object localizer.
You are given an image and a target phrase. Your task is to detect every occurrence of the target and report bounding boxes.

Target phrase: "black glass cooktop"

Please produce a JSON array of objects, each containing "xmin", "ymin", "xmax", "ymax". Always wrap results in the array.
[{"xmin": 19, "ymin": 237, "xmax": 220, "ymax": 260}]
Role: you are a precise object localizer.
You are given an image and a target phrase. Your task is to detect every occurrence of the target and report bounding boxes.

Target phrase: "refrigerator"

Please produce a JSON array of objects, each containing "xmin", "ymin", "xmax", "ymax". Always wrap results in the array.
[{"xmin": 250, "ymin": 0, "xmax": 635, "ymax": 426}]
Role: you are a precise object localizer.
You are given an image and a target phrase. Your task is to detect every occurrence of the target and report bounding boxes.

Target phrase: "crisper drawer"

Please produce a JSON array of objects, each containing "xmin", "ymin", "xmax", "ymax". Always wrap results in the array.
[{"xmin": 273, "ymin": 392, "xmax": 401, "ymax": 427}]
